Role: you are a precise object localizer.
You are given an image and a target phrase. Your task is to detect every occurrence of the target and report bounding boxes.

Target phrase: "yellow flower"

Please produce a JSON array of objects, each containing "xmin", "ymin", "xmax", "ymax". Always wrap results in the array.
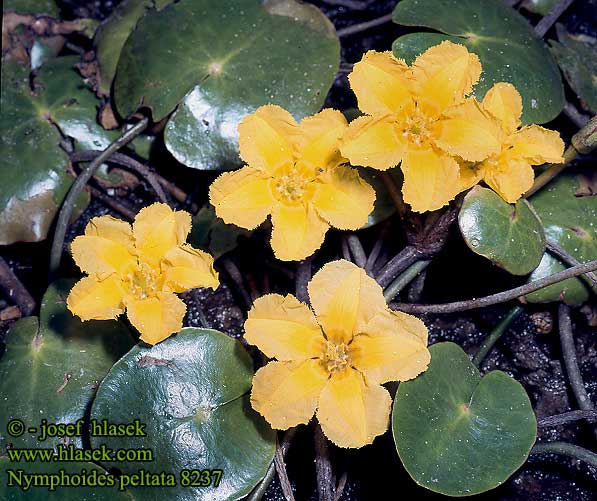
[
  {"xmin": 209, "ymin": 105, "xmax": 375, "ymax": 261},
  {"xmin": 245, "ymin": 260, "xmax": 430, "ymax": 448},
  {"xmin": 462, "ymin": 82, "xmax": 565, "ymax": 202},
  {"xmin": 66, "ymin": 203, "xmax": 219, "ymax": 345},
  {"xmin": 340, "ymin": 42, "xmax": 503, "ymax": 213}
]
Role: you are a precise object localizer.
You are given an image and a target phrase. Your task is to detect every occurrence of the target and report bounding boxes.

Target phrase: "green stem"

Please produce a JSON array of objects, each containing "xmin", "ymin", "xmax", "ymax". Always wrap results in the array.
[
  {"xmin": 384, "ymin": 260, "xmax": 431, "ymax": 302},
  {"xmin": 473, "ymin": 306, "xmax": 523, "ymax": 367},
  {"xmin": 49, "ymin": 118, "xmax": 149, "ymax": 276},
  {"xmin": 531, "ymin": 441, "xmax": 597, "ymax": 469}
]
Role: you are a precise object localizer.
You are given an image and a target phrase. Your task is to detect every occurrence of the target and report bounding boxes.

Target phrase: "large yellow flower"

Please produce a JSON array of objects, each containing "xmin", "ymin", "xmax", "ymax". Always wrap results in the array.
[
  {"xmin": 245, "ymin": 260, "xmax": 430, "ymax": 448},
  {"xmin": 463, "ymin": 82, "xmax": 565, "ymax": 202},
  {"xmin": 340, "ymin": 42, "xmax": 502, "ymax": 212},
  {"xmin": 67, "ymin": 203, "xmax": 219, "ymax": 345},
  {"xmin": 209, "ymin": 105, "xmax": 375, "ymax": 261}
]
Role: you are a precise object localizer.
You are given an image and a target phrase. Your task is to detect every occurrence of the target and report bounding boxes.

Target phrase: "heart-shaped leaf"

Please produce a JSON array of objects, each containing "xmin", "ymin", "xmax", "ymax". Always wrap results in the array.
[
  {"xmin": 90, "ymin": 328, "xmax": 276, "ymax": 500},
  {"xmin": 0, "ymin": 281, "xmax": 135, "ymax": 453},
  {"xmin": 458, "ymin": 186, "xmax": 545, "ymax": 275},
  {"xmin": 392, "ymin": 0, "xmax": 565, "ymax": 124},
  {"xmin": 0, "ymin": 57, "xmax": 114, "ymax": 244},
  {"xmin": 393, "ymin": 342, "xmax": 536, "ymax": 496},
  {"xmin": 0, "ymin": 458, "xmax": 131, "ymax": 500},
  {"xmin": 549, "ymin": 25, "xmax": 597, "ymax": 114},
  {"xmin": 111, "ymin": 0, "xmax": 339, "ymax": 170},
  {"xmin": 525, "ymin": 171, "xmax": 597, "ymax": 305}
]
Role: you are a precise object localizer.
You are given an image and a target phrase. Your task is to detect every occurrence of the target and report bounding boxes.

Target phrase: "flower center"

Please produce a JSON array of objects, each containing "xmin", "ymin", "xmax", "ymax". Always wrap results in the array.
[
  {"xmin": 321, "ymin": 340, "xmax": 350, "ymax": 374},
  {"xmin": 124, "ymin": 262, "xmax": 161, "ymax": 300},
  {"xmin": 271, "ymin": 163, "xmax": 314, "ymax": 205},
  {"xmin": 401, "ymin": 110, "xmax": 433, "ymax": 146}
]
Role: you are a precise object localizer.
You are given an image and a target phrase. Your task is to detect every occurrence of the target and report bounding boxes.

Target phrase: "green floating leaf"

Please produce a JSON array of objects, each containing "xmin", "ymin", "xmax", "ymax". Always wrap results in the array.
[
  {"xmin": 0, "ymin": 57, "xmax": 114, "ymax": 244},
  {"xmin": 94, "ymin": 0, "xmax": 175, "ymax": 96},
  {"xmin": 526, "ymin": 171, "xmax": 597, "ymax": 305},
  {"xmin": 549, "ymin": 24, "xmax": 597, "ymax": 114},
  {"xmin": 393, "ymin": 342, "xmax": 536, "ymax": 497},
  {"xmin": 520, "ymin": 0, "xmax": 556, "ymax": 16},
  {"xmin": 392, "ymin": 0, "xmax": 565, "ymax": 124},
  {"xmin": 91, "ymin": 328, "xmax": 276, "ymax": 500},
  {"xmin": 4, "ymin": 0, "xmax": 59, "ymax": 16},
  {"xmin": 189, "ymin": 206, "xmax": 252, "ymax": 259},
  {"xmin": 458, "ymin": 186, "xmax": 545, "ymax": 275},
  {"xmin": 0, "ymin": 458, "xmax": 131, "ymax": 500},
  {"xmin": 0, "ymin": 281, "xmax": 135, "ymax": 452},
  {"xmin": 111, "ymin": 0, "xmax": 339, "ymax": 170}
]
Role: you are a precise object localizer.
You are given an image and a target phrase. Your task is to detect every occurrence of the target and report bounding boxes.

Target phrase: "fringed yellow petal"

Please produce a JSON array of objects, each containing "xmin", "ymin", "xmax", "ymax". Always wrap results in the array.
[
  {"xmin": 244, "ymin": 293, "xmax": 324, "ymax": 361},
  {"xmin": 312, "ymin": 166, "xmax": 375, "ymax": 230},
  {"xmin": 295, "ymin": 109, "xmax": 348, "ymax": 169},
  {"xmin": 340, "ymin": 115, "xmax": 406, "ymax": 171},
  {"xmin": 482, "ymin": 155, "xmax": 535, "ymax": 203},
  {"xmin": 67, "ymin": 275, "xmax": 125, "ymax": 321},
  {"xmin": 432, "ymin": 99, "xmax": 502, "ymax": 161},
  {"xmin": 401, "ymin": 146, "xmax": 461, "ymax": 212},
  {"xmin": 209, "ymin": 167, "xmax": 273, "ymax": 230},
  {"xmin": 125, "ymin": 292, "xmax": 186, "ymax": 345},
  {"xmin": 317, "ymin": 368, "xmax": 391, "ymax": 448},
  {"xmin": 458, "ymin": 162, "xmax": 485, "ymax": 193},
  {"xmin": 482, "ymin": 82, "xmax": 522, "ymax": 135},
  {"xmin": 71, "ymin": 235, "xmax": 136, "ymax": 278},
  {"xmin": 509, "ymin": 125, "xmax": 565, "ymax": 165},
  {"xmin": 270, "ymin": 204, "xmax": 329, "ymax": 261},
  {"xmin": 250, "ymin": 360, "xmax": 328, "ymax": 430},
  {"xmin": 84, "ymin": 215, "xmax": 134, "ymax": 248},
  {"xmin": 307, "ymin": 260, "xmax": 386, "ymax": 344},
  {"xmin": 163, "ymin": 244, "xmax": 219, "ymax": 293},
  {"xmin": 410, "ymin": 41, "xmax": 482, "ymax": 117},
  {"xmin": 351, "ymin": 309, "xmax": 430, "ymax": 384},
  {"xmin": 132, "ymin": 203, "xmax": 191, "ymax": 264},
  {"xmin": 238, "ymin": 104, "xmax": 297, "ymax": 173},
  {"xmin": 348, "ymin": 50, "xmax": 414, "ymax": 116}
]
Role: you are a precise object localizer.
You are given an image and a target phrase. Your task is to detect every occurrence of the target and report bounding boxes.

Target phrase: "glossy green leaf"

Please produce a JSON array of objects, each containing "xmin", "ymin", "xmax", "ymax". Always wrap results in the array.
[
  {"xmin": 392, "ymin": 0, "xmax": 565, "ymax": 124},
  {"xmin": 111, "ymin": 0, "xmax": 339, "ymax": 170},
  {"xmin": 0, "ymin": 281, "xmax": 135, "ymax": 453},
  {"xmin": 0, "ymin": 458, "xmax": 131, "ymax": 500},
  {"xmin": 0, "ymin": 57, "xmax": 114, "ymax": 244},
  {"xmin": 393, "ymin": 342, "xmax": 537, "ymax": 496},
  {"xmin": 90, "ymin": 328, "xmax": 276, "ymax": 500},
  {"xmin": 94, "ymin": 0, "xmax": 175, "ymax": 96},
  {"xmin": 4, "ymin": 0, "xmax": 59, "ymax": 16},
  {"xmin": 549, "ymin": 24, "xmax": 597, "ymax": 113},
  {"xmin": 526, "ymin": 171, "xmax": 596, "ymax": 304},
  {"xmin": 520, "ymin": 0, "xmax": 556, "ymax": 16},
  {"xmin": 189, "ymin": 206, "xmax": 252, "ymax": 259},
  {"xmin": 458, "ymin": 186, "xmax": 545, "ymax": 275}
]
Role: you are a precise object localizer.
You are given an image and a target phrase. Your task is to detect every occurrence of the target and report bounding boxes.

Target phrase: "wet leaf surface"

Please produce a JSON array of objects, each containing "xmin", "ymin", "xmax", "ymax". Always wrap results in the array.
[
  {"xmin": 392, "ymin": 0, "xmax": 565, "ymax": 124},
  {"xmin": 90, "ymin": 328, "xmax": 275, "ymax": 501},
  {"xmin": 393, "ymin": 342, "xmax": 537, "ymax": 496},
  {"xmin": 459, "ymin": 186, "xmax": 545, "ymax": 275}
]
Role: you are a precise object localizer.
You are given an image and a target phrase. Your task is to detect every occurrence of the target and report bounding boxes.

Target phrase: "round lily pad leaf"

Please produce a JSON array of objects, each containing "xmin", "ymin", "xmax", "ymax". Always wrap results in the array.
[
  {"xmin": 393, "ymin": 342, "xmax": 537, "ymax": 496},
  {"xmin": 0, "ymin": 281, "xmax": 135, "ymax": 453},
  {"xmin": 0, "ymin": 457, "xmax": 131, "ymax": 500},
  {"xmin": 90, "ymin": 328, "xmax": 276, "ymax": 501},
  {"xmin": 0, "ymin": 56, "xmax": 113, "ymax": 244},
  {"xmin": 525, "ymin": 171, "xmax": 597, "ymax": 305},
  {"xmin": 392, "ymin": 0, "xmax": 565, "ymax": 124},
  {"xmin": 458, "ymin": 186, "xmax": 545, "ymax": 275}
]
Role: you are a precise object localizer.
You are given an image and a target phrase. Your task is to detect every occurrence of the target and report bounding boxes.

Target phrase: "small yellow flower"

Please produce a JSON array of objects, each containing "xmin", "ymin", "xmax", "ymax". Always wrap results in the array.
[
  {"xmin": 209, "ymin": 105, "xmax": 375, "ymax": 261},
  {"xmin": 461, "ymin": 82, "xmax": 565, "ymax": 202},
  {"xmin": 245, "ymin": 260, "xmax": 430, "ymax": 448},
  {"xmin": 340, "ymin": 42, "xmax": 503, "ymax": 213},
  {"xmin": 66, "ymin": 203, "xmax": 219, "ymax": 345}
]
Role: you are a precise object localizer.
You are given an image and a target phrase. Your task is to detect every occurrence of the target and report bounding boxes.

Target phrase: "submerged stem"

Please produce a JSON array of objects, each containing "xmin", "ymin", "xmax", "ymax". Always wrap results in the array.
[
  {"xmin": 531, "ymin": 441, "xmax": 597, "ymax": 469},
  {"xmin": 473, "ymin": 306, "xmax": 523, "ymax": 367}
]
